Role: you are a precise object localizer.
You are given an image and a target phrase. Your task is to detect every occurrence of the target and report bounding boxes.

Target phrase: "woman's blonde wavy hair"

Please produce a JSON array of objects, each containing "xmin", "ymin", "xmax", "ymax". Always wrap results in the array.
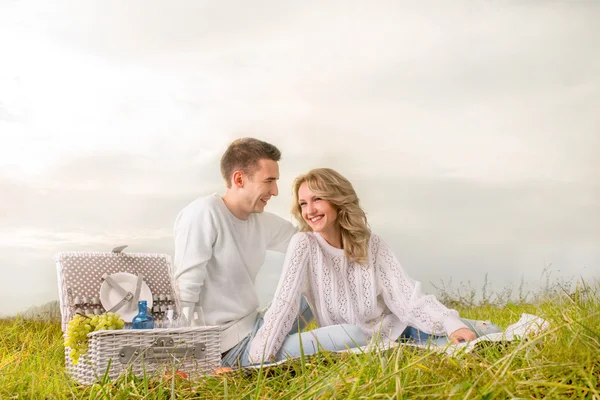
[{"xmin": 292, "ymin": 168, "xmax": 371, "ymax": 264}]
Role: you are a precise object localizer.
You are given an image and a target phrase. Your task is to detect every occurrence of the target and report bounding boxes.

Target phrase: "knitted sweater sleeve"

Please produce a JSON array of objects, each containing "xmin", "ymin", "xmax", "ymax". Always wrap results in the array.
[
  {"xmin": 248, "ymin": 233, "xmax": 310, "ymax": 363},
  {"xmin": 173, "ymin": 205, "xmax": 216, "ymax": 305},
  {"xmin": 373, "ymin": 235, "xmax": 468, "ymax": 336}
]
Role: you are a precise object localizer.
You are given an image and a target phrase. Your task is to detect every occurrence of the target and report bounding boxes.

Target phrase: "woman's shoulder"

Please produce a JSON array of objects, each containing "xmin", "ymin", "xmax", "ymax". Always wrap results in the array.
[
  {"xmin": 367, "ymin": 232, "xmax": 391, "ymax": 253},
  {"xmin": 368, "ymin": 232, "xmax": 381, "ymax": 240},
  {"xmin": 285, "ymin": 232, "xmax": 320, "ymax": 259},
  {"xmin": 290, "ymin": 231, "xmax": 318, "ymax": 246},
  {"xmin": 368, "ymin": 232, "xmax": 382, "ymax": 244}
]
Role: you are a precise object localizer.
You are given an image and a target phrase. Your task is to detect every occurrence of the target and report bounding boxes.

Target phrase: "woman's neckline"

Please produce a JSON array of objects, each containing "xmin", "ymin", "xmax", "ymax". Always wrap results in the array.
[{"xmin": 313, "ymin": 232, "xmax": 345, "ymax": 256}]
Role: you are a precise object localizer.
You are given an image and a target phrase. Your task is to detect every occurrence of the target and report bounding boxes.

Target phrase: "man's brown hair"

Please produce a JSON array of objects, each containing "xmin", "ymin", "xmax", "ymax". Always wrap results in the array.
[{"xmin": 220, "ymin": 138, "xmax": 282, "ymax": 188}]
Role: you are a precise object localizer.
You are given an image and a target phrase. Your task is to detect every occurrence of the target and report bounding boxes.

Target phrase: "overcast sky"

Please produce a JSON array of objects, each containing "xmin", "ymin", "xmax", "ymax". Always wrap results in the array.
[{"xmin": 1, "ymin": 0, "xmax": 598, "ymax": 316}]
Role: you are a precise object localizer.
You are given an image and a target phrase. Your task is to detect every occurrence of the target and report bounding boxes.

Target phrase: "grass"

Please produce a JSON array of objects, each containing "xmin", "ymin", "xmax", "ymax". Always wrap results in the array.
[{"xmin": 1, "ymin": 280, "xmax": 599, "ymax": 399}]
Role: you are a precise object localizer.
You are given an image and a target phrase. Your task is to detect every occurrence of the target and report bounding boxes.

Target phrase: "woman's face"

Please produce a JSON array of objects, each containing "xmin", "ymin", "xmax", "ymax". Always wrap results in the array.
[{"xmin": 297, "ymin": 182, "xmax": 338, "ymax": 235}]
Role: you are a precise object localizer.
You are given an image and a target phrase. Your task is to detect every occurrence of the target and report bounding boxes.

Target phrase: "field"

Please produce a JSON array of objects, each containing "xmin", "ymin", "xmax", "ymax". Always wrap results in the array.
[{"xmin": 1, "ymin": 280, "xmax": 598, "ymax": 399}]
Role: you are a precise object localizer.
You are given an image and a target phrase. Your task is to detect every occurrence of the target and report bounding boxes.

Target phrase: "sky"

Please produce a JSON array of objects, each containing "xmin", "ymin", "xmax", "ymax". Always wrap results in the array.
[{"xmin": 0, "ymin": 0, "xmax": 598, "ymax": 316}]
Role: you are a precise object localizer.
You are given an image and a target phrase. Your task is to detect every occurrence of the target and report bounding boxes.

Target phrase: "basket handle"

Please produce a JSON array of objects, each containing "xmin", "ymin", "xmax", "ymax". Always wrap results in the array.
[{"xmin": 118, "ymin": 337, "xmax": 208, "ymax": 364}]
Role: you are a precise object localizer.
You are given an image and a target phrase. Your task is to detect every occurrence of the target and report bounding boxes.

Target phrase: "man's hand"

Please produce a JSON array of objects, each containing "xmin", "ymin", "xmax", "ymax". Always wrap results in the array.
[{"xmin": 449, "ymin": 328, "xmax": 476, "ymax": 344}]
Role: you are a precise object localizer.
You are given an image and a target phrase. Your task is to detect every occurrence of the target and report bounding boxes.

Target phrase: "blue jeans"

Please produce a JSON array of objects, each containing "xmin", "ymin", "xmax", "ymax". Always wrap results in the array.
[
  {"xmin": 271, "ymin": 318, "xmax": 502, "ymax": 362},
  {"xmin": 222, "ymin": 301, "xmax": 501, "ymax": 367},
  {"xmin": 398, "ymin": 318, "xmax": 502, "ymax": 346},
  {"xmin": 221, "ymin": 297, "xmax": 314, "ymax": 368}
]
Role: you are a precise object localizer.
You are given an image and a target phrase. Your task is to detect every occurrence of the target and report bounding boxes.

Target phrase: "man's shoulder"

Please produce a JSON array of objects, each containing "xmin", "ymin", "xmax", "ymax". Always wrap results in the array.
[
  {"xmin": 257, "ymin": 212, "xmax": 297, "ymax": 232},
  {"xmin": 255, "ymin": 211, "xmax": 291, "ymax": 224},
  {"xmin": 184, "ymin": 193, "xmax": 220, "ymax": 211},
  {"xmin": 176, "ymin": 194, "xmax": 222, "ymax": 223}
]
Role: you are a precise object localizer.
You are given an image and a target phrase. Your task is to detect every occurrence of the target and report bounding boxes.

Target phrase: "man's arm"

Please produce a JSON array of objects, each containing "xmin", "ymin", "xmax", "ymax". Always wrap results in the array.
[
  {"xmin": 173, "ymin": 206, "xmax": 216, "ymax": 310},
  {"xmin": 263, "ymin": 212, "xmax": 298, "ymax": 253}
]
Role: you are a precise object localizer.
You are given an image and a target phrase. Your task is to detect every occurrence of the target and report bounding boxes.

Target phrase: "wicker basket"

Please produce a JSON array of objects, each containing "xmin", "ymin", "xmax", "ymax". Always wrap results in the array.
[
  {"xmin": 55, "ymin": 249, "xmax": 221, "ymax": 384},
  {"xmin": 64, "ymin": 327, "xmax": 221, "ymax": 384}
]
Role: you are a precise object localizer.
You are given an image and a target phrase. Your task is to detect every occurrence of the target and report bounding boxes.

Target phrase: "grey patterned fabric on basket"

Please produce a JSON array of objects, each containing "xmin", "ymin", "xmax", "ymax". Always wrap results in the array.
[{"xmin": 56, "ymin": 252, "xmax": 175, "ymax": 330}]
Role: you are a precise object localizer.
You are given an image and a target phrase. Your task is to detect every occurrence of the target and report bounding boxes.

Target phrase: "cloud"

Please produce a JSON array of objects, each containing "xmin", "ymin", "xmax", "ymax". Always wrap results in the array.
[
  {"xmin": 2, "ymin": 175, "xmax": 598, "ymax": 315},
  {"xmin": 0, "ymin": 168, "xmax": 213, "ymax": 234},
  {"xmin": 1, "ymin": 1, "xmax": 598, "ymax": 181},
  {"xmin": 0, "ymin": 1, "xmax": 598, "ymax": 315},
  {"xmin": 0, "ymin": 101, "xmax": 19, "ymax": 122}
]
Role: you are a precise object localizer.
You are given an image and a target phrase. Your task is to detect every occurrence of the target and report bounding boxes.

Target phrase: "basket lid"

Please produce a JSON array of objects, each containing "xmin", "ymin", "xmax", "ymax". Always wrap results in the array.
[{"xmin": 55, "ymin": 248, "xmax": 180, "ymax": 331}]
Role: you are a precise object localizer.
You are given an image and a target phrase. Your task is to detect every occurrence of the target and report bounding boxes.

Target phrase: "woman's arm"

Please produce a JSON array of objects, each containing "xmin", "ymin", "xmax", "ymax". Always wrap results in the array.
[
  {"xmin": 248, "ymin": 233, "xmax": 311, "ymax": 363},
  {"xmin": 373, "ymin": 235, "xmax": 468, "ymax": 337}
]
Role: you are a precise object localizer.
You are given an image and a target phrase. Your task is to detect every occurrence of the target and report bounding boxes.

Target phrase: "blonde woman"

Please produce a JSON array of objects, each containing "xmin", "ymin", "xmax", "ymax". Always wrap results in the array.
[{"xmin": 246, "ymin": 168, "xmax": 500, "ymax": 365}]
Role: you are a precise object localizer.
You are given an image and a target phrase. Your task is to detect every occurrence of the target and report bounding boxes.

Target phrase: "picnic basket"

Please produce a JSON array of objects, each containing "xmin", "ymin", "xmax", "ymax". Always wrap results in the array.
[{"xmin": 55, "ymin": 246, "xmax": 221, "ymax": 384}]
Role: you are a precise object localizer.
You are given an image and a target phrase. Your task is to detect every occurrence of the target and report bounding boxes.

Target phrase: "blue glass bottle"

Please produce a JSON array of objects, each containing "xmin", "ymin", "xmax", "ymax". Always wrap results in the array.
[{"xmin": 132, "ymin": 300, "xmax": 154, "ymax": 329}]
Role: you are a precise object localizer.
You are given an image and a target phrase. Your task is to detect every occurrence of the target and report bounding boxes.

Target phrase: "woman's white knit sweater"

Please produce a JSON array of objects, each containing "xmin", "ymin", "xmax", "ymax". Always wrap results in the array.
[{"xmin": 249, "ymin": 232, "xmax": 468, "ymax": 362}]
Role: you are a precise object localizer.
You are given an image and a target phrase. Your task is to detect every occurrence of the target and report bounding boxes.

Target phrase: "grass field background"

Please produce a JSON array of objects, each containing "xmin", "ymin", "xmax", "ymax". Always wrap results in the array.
[{"xmin": 1, "ymin": 278, "xmax": 598, "ymax": 399}]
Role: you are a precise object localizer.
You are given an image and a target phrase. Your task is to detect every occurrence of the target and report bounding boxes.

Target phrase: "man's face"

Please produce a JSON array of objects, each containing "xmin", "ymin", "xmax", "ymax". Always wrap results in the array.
[{"xmin": 243, "ymin": 158, "xmax": 280, "ymax": 214}]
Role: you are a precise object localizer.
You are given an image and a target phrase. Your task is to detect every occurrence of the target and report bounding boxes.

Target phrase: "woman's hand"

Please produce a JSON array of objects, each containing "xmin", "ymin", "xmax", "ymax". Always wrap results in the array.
[{"xmin": 449, "ymin": 328, "xmax": 476, "ymax": 344}]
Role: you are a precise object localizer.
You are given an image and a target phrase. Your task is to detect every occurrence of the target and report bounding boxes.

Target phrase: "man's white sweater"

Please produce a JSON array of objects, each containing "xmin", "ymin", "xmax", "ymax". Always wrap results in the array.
[{"xmin": 173, "ymin": 194, "xmax": 297, "ymax": 352}]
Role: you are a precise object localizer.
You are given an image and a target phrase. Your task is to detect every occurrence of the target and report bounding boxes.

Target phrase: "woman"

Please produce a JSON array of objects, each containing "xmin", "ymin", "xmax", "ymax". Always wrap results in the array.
[{"xmin": 247, "ymin": 168, "xmax": 501, "ymax": 365}]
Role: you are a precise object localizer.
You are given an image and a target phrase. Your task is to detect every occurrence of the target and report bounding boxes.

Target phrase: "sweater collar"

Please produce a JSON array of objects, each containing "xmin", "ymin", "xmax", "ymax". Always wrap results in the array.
[
  {"xmin": 213, "ymin": 193, "xmax": 250, "ymax": 225},
  {"xmin": 313, "ymin": 232, "xmax": 345, "ymax": 256}
]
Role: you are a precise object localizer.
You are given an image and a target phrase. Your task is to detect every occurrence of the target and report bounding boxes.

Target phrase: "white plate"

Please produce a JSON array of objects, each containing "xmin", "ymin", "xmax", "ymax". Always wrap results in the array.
[{"xmin": 99, "ymin": 272, "xmax": 153, "ymax": 322}]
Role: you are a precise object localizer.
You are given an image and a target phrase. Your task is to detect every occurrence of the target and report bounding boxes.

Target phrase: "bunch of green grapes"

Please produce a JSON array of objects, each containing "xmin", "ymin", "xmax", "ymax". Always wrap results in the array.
[{"xmin": 65, "ymin": 312, "xmax": 125, "ymax": 364}]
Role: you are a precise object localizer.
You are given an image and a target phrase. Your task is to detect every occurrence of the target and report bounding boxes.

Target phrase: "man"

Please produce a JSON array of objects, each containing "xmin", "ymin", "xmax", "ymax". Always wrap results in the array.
[{"xmin": 173, "ymin": 138, "xmax": 306, "ymax": 367}]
